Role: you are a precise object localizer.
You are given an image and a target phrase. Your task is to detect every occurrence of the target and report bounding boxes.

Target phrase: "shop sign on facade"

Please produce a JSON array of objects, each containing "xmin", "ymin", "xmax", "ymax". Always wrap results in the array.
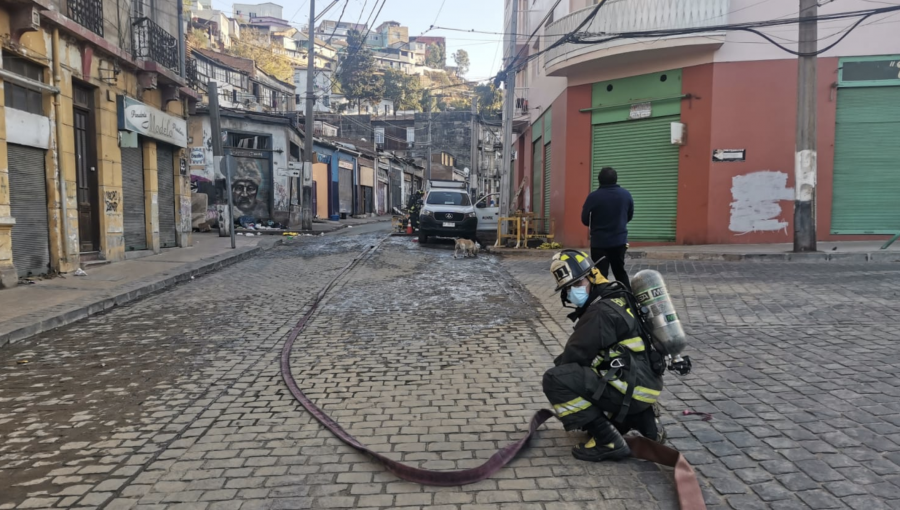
[
  {"xmin": 629, "ymin": 102, "xmax": 652, "ymax": 120},
  {"xmin": 117, "ymin": 95, "xmax": 187, "ymax": 147}
]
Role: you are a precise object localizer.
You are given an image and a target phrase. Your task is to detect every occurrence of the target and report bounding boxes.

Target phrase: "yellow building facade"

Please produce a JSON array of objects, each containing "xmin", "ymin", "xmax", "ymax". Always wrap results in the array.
[{"xmin": 0, "ymin": 0, "xmax": 198, "ymax": 288}]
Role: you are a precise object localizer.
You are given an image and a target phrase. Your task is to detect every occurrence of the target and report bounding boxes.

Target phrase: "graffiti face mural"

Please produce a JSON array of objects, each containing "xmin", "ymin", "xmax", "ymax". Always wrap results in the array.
[
  {"xmin": 232, "ymin": 157, "xmax": 271, "ymax": 220},
  {"xmin": 233, "ymin": 179, "xmax": 259, "ymax": 211}
]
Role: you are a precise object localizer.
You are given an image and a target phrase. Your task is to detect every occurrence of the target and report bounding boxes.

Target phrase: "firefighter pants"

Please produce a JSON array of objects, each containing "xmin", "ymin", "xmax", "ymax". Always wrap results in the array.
[{"xmin": 543, "ymin": 363, "xmax": 653, "ymax": 432}]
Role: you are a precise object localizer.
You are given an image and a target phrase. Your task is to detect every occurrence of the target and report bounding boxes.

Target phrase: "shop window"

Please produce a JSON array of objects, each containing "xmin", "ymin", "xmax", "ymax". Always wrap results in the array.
[{"xmin": 3, "ymin": 53, "xmax": 45, "ymax": 116}]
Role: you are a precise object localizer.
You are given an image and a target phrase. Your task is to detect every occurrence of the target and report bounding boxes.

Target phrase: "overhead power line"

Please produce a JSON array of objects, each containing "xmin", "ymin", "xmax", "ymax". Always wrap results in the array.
[{"xmin": 497, "ymin": 3, "xmax": 900, "ymax": 84}]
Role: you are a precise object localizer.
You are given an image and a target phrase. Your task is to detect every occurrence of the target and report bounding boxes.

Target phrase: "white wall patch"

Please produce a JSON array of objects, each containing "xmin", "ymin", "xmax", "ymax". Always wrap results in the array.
[{"xmin": 729, "ymin": 171, "xmax": 794, "ymax": 234}]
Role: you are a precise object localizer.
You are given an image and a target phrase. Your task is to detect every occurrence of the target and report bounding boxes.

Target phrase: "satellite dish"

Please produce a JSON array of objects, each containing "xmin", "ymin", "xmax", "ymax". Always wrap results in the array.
[{"xmin": 464, "ymin": 167, "xmax": 470, "ymax": 175}]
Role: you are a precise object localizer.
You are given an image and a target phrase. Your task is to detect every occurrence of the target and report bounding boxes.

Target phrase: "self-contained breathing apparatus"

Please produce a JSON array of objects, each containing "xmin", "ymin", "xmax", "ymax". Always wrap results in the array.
[
  {"xmin": 558, "ymin": 263, "xmax": 693, "ymax": 377},
  {"xmin": 606, "ymin": 276, "xmax": 693, "ymax": 377}
]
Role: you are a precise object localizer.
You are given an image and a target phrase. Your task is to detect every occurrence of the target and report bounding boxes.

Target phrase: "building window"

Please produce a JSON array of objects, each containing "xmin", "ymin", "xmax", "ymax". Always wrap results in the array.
[{"xmin": 3, "ymin": 54, "xmax": 45, "ymax": 115}]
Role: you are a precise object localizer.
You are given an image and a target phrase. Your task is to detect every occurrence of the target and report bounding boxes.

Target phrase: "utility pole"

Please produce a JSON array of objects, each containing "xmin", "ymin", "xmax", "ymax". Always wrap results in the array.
[
  {"xmin": 499, "ymin": 0, "xmax": 518, "ymax": 238},
  {"xmin": 470, "ymin": 95, "xmax": 478, "ymax": 195},
  {"xmin": 301, "ymin": 0, "xmax": 316, "ymax": 230},
  {"xmin": 794, "ymin": 0, "xmax": 817, "ymax": 252},
  {"xmin": 387, "ymin": 155, "xmax": 393, "ymax": 212},
  {"xmin": 426, "ymin": 98, "xmax": 432, "ymax": 182},
  {"xmin": 209, "ymin": 81, "xmax": 235, "ymax": 249}
]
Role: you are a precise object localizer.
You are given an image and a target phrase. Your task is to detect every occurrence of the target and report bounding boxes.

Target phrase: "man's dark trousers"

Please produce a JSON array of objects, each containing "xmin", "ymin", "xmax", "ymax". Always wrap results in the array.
[{"xmin": 591, "ymin": 246, "xmax": 630, "ymax": 291}]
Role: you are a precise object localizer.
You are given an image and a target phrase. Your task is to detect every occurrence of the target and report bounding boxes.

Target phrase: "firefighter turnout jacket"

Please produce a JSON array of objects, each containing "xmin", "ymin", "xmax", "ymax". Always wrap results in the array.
[{"xmin": 543, "ymin": 284, "xmax": 664, "ymax": 431}]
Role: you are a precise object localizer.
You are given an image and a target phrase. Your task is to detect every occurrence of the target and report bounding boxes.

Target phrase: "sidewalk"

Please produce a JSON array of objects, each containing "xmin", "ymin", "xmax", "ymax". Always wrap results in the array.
[
  {"xmin": 0, "ymin": 216, "xmax": 391, "ymax": 348},
  {"xmin": 235, "ymin": 215, "xmax": 390, "ymax": 235},
  {"xmin": 490, "ymin": 240, "xmax": 900, "ymax": 262}
]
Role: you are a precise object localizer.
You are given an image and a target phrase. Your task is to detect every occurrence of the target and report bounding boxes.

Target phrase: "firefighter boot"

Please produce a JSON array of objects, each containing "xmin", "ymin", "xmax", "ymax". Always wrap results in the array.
[
  {"xmin": 572, "ymin": 418, "xmax": 631, "ymax": 462},
  {"xmin": 632, "ymin": 404, "xmax": 667, "ymax": 444}
]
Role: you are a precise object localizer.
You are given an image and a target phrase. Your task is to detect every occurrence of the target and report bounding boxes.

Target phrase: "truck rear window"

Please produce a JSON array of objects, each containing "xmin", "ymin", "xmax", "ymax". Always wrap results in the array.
[{"xmin": 426, "ymin": 192, "xmax": 470, "ymax": 206}]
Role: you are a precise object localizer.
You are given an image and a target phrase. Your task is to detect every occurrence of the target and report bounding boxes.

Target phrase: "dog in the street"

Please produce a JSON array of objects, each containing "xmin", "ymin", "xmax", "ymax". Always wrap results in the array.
[{"xmin": 454, "ymin": 238, "xmax": 479, "ymax": 258}]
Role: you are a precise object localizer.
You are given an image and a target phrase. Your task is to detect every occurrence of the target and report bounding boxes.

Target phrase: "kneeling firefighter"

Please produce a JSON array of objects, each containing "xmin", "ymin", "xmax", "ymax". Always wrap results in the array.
[{"xmin": 543, "ymin": 250, "xmax": 672, "ymax": 462}]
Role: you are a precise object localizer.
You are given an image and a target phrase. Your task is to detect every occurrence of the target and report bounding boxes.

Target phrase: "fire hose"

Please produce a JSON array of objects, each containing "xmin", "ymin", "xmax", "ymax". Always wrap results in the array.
[{"xmin": 280, "ymin": 241, "xmax": 707, "ymax": 509}]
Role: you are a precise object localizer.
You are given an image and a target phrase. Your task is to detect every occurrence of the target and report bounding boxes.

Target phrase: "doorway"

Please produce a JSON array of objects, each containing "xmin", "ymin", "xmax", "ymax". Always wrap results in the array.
[{"xmin": 73, "ymin": 84, "xmax": 99, "ymax": 253}]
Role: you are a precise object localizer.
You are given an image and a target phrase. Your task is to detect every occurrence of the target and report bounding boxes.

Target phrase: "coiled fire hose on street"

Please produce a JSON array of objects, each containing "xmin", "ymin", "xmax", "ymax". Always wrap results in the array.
[{"xmin": 280, "ymin": 241, "xmax": 707, "ymax": 510}]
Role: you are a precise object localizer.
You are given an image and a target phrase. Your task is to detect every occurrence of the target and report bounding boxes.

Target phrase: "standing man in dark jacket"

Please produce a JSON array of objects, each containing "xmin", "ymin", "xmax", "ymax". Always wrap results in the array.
[{"xmin": 581, "ymin": 167, "xmax": 633, "ymax": 290}]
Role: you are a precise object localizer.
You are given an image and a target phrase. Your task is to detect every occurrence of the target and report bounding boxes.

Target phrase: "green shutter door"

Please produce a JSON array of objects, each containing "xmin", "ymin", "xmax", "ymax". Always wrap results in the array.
[
  {"xmin": 831, "ymin": 86, "xmax": 900, "ymax": 234},
  {"xmin": 591, "ymin": 115, "xmax": 680, "ymax": 241},
  {"xmin": 532, "ymin": 140, "xmax": 542, "ymax": 215},
  {"xmin": 544, "ymin": 143, "xmax": 551, "ymax": 220}
]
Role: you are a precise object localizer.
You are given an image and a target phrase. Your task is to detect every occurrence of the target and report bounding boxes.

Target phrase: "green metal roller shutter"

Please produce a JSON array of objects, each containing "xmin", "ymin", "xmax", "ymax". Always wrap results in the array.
[
  {"xmin": 591, "ymin": 116, "xmax": 679, "ymax": 242},
  {"xmin": 831, "ymin": 86, "xmax": 900, "ymax": 234},
  {"xmin": 543, "ymin": 143, "xmax": 551, "ymax": 220},
  {"xmin": 532, "ymin": 140, "xmax": 542, "ymax": 215}
]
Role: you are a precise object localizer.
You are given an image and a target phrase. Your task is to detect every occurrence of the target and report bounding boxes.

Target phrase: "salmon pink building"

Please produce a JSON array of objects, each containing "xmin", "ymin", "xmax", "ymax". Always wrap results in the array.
[{"xmin": 504, "ymin": 0, "xmax": 900, "ymax": 247}]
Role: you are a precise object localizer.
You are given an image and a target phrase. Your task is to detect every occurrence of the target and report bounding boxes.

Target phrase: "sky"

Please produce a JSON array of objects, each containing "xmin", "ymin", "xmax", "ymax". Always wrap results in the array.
[{"xmin": 209, "ymin": 0, "xmax": 506, "ymax": 82}]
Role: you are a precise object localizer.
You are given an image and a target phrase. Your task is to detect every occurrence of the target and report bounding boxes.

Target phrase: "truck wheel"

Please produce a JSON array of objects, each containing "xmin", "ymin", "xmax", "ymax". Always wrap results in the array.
[{"xmin": 418, "ymin": 231, "xmax": 428, "ymax": 244}]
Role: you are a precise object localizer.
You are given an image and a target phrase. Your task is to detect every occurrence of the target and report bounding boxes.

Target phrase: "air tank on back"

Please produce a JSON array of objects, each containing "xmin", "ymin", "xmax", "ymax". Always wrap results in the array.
[{"xmin": 631, "ymin": 269, "xmax": 686, "ymax": 356}]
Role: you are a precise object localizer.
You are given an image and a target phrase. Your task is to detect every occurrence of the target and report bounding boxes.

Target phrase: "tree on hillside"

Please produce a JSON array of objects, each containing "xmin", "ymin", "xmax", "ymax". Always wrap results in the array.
[
  {"xmin": 383, "ymin": 69, "xmax": 422, "ymax": 114},
  {"xmin": 425, "ymin": 42, "xmax": 446, "ymax": 69},
  {"xmin": 452, "ymin": 49, "xmax": 470, "ymax": 77},
  {"xmin": 475, "ymin": 83, "xmax": 503, "ymax": 114},
  {"xmin": 187, "ymin": 28, "xmax": 210, "ymax": 50},
  {"xmin": 228, "ymin": 29, "xmax": 294, "ymax": 82},
  {"xmin": 337, "ymin": 30, "xmax": 385, "ymax": 110}
]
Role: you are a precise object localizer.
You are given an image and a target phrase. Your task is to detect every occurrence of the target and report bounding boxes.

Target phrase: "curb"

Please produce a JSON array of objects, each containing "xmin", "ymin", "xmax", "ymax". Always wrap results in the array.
[
  {"xmin": 488, "ymin": 248, "xmax": 900, "ymax": 262},
  {"xmin": 0, "ymin": 238, "xmax": 282, "ymax": 349}
]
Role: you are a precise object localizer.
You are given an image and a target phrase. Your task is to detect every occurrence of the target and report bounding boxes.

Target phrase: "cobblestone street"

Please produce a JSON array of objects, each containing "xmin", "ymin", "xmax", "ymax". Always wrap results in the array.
[{"xmin": 2, "ymin": 227, "xmax": 900, "ymax": 510}]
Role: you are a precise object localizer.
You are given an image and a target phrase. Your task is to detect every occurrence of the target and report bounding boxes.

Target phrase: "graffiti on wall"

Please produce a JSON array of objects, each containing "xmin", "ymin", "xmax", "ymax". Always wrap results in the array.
[
  {"xmin": 729, "ymin": 171, "xmax": 794, "ymax": 235},
  {"xmin": 272, "ymin": 140, "xmax": 290, "ymax": 214},
  {"xmin": 232, "ymin": 157, "xmax": 271, "ymax": 220},
  {"xmin": 274, "ymin": 180, "xmax": 290, "ymax": 212},
  {"xmin": 180, "ymin": 196, "xmax": 192, "ymax": 234},
  {"xmin": 105, "ymin": 190, "xmax": 120, "ymax": 212}
]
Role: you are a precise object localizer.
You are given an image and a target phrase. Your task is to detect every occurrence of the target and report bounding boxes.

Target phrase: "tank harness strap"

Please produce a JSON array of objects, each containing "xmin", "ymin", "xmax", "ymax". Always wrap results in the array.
[
  {"xmin": 591, "ymin": 352, "xmax": 620, "ymax": 402},
  {"xmin": 614, "ymin": 349, "xmax": 639, "ymax": 422}
]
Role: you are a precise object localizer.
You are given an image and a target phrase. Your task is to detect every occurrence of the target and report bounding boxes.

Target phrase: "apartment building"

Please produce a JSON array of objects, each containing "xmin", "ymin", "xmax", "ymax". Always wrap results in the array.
[
  {"xmin": 505, "ymin": 0, "xmax": 900, "ymax": 247},
  {"xmin": 0, "ymin": 0, "xmax": 199, "ymax": 287}
]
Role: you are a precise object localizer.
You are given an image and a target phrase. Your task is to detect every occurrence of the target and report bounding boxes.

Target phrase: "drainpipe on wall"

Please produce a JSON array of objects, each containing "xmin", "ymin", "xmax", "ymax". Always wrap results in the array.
[
  {"xmin": 332, "ymin": 148, "xmax": 340, "ymax": 221},
  {"xmin": 51, "ymin": 28, "xmax": 70, "ymax": 263},
  {"xmin": 177, "ymin": 0, "xmax": 186, "ymax": 78}
]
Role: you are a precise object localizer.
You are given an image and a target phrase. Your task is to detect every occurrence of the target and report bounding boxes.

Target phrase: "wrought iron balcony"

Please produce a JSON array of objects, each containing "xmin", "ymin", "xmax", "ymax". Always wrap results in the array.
[
  {"xmin": 544, "ymin": 0, "xmax": 730, "ymax": 76},
  {"xmin": 132, "ymin": 17, "xmax": 180, "ymax": 74},
  {"xmin": 67, "ymin": 0, "xmax": 104, "ymax": 37},
  {"xmin": 185, "ymin": 57, "xmax": 201, "ymax": 90},
  {"xmin": 514, "ymin": 87, "xmax": 529, "ymax": 118}
]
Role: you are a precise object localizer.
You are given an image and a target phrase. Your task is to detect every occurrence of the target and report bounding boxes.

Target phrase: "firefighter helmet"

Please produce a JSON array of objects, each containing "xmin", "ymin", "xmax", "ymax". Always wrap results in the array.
[{"xmin": 550, "ymin": 250, "xmax": 606, "ymax": 292}]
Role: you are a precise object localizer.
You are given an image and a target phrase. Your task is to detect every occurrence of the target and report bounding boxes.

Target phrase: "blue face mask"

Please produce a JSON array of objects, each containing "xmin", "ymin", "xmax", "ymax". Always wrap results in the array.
[{"xmin": 568, "ymin": 286, "xmax": 590, "ymax": 308}]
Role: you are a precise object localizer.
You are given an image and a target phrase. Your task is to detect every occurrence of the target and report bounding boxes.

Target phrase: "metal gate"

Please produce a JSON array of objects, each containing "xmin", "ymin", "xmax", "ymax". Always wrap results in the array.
[
  {"xmin": 8, "ymin": 144, "xmax": 50, "ymax": 278},
  {"xmin": 156, "ymin": 144, "xmax": 177, "ymax": 248},
  {"xmin": 531, "ymin": 140, "xmax": 542, "ymax": 215},
  {"xmin": 543, "ymin": 143, "xmax": 551, "ymax": 220},
  {"xmin": 591, "ymin": 115, "xmax": 680, "ymax": 241},
  {"xmin": 339, "ymin": 167, "xmax": 352, "ymax": 214},
  {"xmin": 391, "ymin": 171, "xmax": 401, "ymax": 210},
  {"xmin": 364, "ymin": 187, "xmax": 373, "ymax": 214},
  {"xmin": 831, "ymin": 86, "xmax": 900, "ymax": 234},
  {"xmin": 122, "ymin": 146, "xmax": 146, "ymax": 251}
]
